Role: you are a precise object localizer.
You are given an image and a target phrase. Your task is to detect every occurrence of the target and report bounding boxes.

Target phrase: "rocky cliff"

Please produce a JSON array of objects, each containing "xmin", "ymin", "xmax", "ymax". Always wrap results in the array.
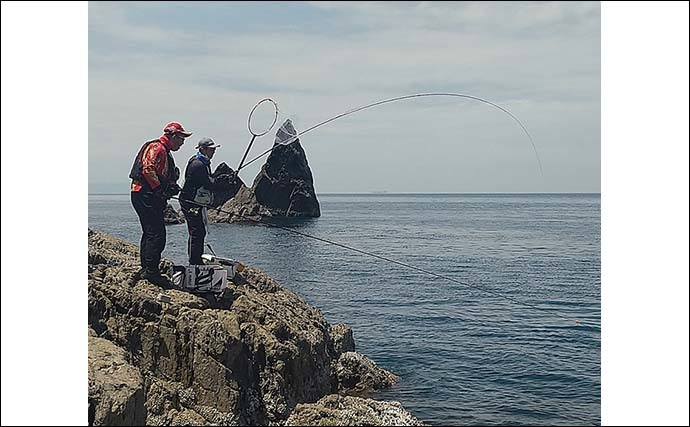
[{"xmin": 87, "ymin": 230, "xmax": 424, "ymax": 426}]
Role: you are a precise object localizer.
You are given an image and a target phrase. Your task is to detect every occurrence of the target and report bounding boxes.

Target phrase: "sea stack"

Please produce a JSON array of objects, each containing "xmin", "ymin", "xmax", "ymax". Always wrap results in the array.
[
  {"xmin": 209, "ymin": 119, "xmax": 320, "ymax": 223},
  {"xmin": 251, "ymin": 119, "xmax": 320, "ymax": 218}
]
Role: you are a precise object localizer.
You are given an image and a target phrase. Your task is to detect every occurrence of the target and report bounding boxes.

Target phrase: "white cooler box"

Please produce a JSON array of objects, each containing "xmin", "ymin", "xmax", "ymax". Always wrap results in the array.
[
  {"xmin": 171, "ymin": 254, "xmax": 243, "ymax": 294},
  {"xmin": 172, "ymin": 265, "xmax": 227, "ymax": 293}
]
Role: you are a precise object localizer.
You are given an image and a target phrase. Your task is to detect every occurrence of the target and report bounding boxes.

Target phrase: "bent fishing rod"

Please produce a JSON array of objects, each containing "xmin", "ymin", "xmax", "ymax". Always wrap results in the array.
[
  {"xmin": 236, "ymin": 93, "xmax": 544, "ymax": 177},
  {"xmin": 171, "ymin": 195, "xmax": 579, "ymax": 325}
]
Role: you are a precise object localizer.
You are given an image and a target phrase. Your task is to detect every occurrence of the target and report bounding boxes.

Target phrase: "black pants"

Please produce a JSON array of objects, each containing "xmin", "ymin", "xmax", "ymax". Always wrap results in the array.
[
  {"xmin": 131, "ymin": 191, "xmax": 166, "ymax": 273},
  {"xmin": 181, "ymin": 202, "xmax": 206, "ymax": 265}
]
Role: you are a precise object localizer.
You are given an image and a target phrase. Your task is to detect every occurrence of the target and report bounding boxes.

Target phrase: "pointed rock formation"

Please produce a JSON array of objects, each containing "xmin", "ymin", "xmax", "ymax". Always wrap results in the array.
[
  {"xmin": 252, "ymin": 120, "xmax": 320, "ymax": 217},
  {"xmin": 208, "ymin": 119, "xmax": 320, "ymax": 223}
]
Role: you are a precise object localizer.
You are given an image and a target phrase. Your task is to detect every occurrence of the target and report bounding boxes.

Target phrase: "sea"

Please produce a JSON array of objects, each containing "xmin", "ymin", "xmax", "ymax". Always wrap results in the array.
[{"xmin": 89, "ymin": 193, "xmax": 601, "ymax": 426}]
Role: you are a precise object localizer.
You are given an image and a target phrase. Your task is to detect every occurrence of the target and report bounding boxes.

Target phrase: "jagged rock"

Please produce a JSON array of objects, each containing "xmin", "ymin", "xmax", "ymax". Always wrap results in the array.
[
  {"xmin": 164, "ymin": 203, "xmax": 185, "ymax": 225},
  {"xmin": 87, "ymin": 230, "xmax": 411, "ymax": 425},
  {"xmin": 330, "ymin": 323, "xmax": 356, "ymax": 354},
  {"xmin": 334, "ymin": 352, "xmax": 400, "ymax": 396},
  {"xmin": 144, "ymin": 378, "xmax": 238, "ymax": 426},
  {"xmin": 88, "ymin": 228, "xmax": 140, "ymax": 269},
  {"xmin": 285, "ymin": 394, "xmax": 427, "ymax": 426},
  {"xmin": 210, "ymin": 162, "xmax": 245, "ymax": 208},
  {"xmin": 251, "ymin": 120, "xmax": 320, "ymax": 217},
  {"xmin": 88, "ymin": 331, "xmax": 146, "ymax": 426},
  {"xmin": 206, "ymin": 185, "xmax": 266, "ymax": 223}
]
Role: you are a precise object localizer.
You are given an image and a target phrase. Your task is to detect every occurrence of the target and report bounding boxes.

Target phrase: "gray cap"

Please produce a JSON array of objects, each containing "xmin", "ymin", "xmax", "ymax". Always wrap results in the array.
[{"xmin": 195, "ymin": 137, "xmax": 221, "ymax": 149}]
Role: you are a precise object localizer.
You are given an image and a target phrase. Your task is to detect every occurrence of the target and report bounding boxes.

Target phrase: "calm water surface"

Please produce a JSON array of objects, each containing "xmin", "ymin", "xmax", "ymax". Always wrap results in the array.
[{"xmin": 89, "ymin": 193, "xmax": 600, "ymax": 426}]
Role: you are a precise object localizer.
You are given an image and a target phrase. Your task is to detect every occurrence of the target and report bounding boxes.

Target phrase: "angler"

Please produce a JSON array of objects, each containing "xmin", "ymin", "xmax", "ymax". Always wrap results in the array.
[
  {"xmin": 129, "ymin": 121, "xmax": 190, "ymax": 287},
  {"xmin": 180, "ymin": 137, "xmax": 235, "ymax": 266}
]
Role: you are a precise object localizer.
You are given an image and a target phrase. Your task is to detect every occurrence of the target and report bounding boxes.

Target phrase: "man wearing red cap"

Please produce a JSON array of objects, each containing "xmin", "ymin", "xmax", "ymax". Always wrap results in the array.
[{"xmin": 129, "ymin": 122, "xmax": 192, "ymax": 286}]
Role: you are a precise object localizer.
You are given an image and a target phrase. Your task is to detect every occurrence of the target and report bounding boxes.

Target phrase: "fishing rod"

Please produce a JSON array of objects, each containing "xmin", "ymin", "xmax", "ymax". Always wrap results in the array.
[
  {"xmin": 171, "ymin": 195, "xmax": 579, "ymax": 325},
  {"xmin": 236, "ymin": 92, "xmax": 544, "ymax": 177}
]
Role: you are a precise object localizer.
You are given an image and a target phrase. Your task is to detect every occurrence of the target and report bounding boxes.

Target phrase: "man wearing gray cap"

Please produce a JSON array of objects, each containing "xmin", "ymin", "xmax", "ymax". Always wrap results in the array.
[{"xmin": 180, "ymin": 137, "xmax": 233, "ymax": 265}]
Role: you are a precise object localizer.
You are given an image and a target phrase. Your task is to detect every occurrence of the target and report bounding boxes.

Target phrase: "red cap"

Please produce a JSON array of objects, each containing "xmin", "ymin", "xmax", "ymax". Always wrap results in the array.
[{"xmin": 163, "ymin": 122, "xmax": 193, "ymax": 137}]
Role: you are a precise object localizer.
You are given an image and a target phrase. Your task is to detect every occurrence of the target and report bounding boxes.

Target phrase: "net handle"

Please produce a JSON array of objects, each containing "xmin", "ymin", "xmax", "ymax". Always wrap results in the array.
[{"xmin": 237, "ymin": 98, "xmax": 280, "ymax": 172}]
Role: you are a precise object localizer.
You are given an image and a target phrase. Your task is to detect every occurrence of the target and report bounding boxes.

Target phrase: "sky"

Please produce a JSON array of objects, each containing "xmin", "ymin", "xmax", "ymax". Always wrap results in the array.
[{"xmin": 89, "ymin": 1, "xmax": 601, "ymax": 193}]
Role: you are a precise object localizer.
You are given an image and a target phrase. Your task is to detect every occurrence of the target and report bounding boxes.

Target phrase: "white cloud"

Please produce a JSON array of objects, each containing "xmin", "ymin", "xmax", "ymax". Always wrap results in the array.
[{"xmin": 89, "ymin": 2, "xmax": 600, "ymax": 193}]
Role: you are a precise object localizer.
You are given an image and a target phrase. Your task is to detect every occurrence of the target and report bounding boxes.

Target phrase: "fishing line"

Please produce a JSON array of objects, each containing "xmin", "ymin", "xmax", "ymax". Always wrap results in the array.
[
  {"xmin": 172, "ymin": 196, "xmax": 579, "ymax": 325},
  {"xmin": 237, "ymin": 92, "xmax": 544, "ymax": 177}
]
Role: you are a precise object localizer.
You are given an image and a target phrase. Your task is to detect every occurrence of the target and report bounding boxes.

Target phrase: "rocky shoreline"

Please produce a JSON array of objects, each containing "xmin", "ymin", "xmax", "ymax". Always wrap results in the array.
[{"xmin": 88, "ymin": 230, "xmax": 425, "ymax": 426}]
